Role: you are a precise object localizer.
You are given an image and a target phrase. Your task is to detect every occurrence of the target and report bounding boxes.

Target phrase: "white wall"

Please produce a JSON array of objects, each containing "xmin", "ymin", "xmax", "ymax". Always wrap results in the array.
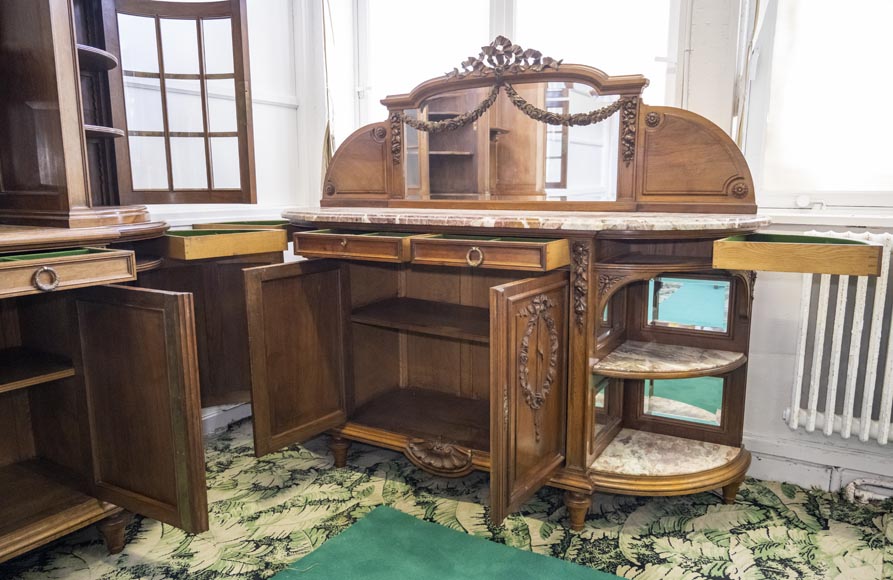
[{"xmin": 147, "ymin": 0, "xmax": 326, "ymax": 226}]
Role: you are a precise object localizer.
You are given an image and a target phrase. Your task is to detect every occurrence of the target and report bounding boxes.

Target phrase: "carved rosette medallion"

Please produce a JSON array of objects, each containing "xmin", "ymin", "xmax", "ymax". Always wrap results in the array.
[
  {"xmin": 621, "ymin": 98, "xmax": 638, "ymax": 167},
  {"xmin": 371, "ymin": 126, "xmax": 387, "ymax": 142},
  {"xmin": 324, "ymin": 181, "xmax": 336, "ymax": 196},
  {"xmin": 645, "ymin": 111, "xmax": 661, "ymax": 127},
  {"xmin": 572, "ymin": 241, "xmax": 590, "ymax": 330},
  {"xmin": 517, "ymin": 294, "xmax": 559, "ymax": 442},
  {"xmin": 389, "ymin": 112, "xmax": 403, "ymax": 165},
  {"xmin": 731, "ymin": 182, "xmax": 749, "ymax": 199},
  {"xmin": 404, "ymin": 439, "xmax": 474, "ymax": 477}
]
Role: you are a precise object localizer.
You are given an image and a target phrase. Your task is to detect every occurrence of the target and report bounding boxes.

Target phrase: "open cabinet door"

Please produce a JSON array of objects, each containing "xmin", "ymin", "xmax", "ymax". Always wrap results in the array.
[
  {"xmin": 76, "ymin": 286, "xmax": 208, "ymax": 533},
  {"xmin": 244, "ymin": 260, "xmax": 352, "ymax": 456},
  {"xmin": 489, "ymin": 271, "xmax": 568, "ymax": 524}
]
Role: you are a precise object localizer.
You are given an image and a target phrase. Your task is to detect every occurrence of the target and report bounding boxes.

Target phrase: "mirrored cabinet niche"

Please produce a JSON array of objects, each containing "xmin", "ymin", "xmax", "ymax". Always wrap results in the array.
[{"xmin": 0, "ymin": 0, "xmax": 256, "ymax": 229}]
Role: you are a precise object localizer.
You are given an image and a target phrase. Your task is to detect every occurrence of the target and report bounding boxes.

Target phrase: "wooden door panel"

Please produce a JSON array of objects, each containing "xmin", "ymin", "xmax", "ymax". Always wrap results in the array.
[
  {"xmin": 490, "ymin": 271, "xmax": 568, "ymax": 524},
  {"xmin": 76, "ymin": 285, "xmax": 207, "ymax": 533},
  {"xmin": 244, "ymin": 260, "xmax": 352, "ymax": 456}
]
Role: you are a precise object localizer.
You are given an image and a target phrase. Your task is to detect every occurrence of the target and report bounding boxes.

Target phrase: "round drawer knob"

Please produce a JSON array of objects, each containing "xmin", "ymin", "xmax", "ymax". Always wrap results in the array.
[
  {"xmin": 32, "ymin": 266, "xmax": 60, "ymax": 292},
  {"xmin": 466, "ymin": 246, "xmax": 484, "ymax": 267},
  {"xmin": 340, "ymin": 238, "xmax": 348, "ymax": 248}
]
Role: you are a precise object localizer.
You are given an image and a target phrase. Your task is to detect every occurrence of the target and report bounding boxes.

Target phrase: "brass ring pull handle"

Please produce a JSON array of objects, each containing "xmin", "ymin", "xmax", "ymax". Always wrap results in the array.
[
  {"xmin": 466, "ymin": 246, "xmax": 484, "ymax": 267},
  {"xmin": 32, "ymin": 266, "xmax": 60, "ymax": 292}
]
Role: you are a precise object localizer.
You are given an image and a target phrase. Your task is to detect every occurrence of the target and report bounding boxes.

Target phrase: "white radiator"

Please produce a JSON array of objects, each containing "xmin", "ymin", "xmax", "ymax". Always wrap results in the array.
[{"xmin": 785, "ymin": 231, "xmax": 893, "ymax": 445}]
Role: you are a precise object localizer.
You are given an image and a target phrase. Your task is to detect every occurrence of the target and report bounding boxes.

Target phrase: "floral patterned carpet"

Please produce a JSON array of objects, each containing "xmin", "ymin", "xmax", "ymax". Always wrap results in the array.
[{"xmin": 2, "ymin": 419, "xmax": 891, "ymax": 580}]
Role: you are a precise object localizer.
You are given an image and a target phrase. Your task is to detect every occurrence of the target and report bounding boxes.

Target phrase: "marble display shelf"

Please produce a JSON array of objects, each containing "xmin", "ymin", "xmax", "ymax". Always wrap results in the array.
[
  {"xmin": 283, "ymin": 207, "xmax": 771, "ymax": 233},
  {"xmin": 590, "ymin": 428, "xmax": 741, "ymax": 477},
  {"xmin": 591, "ymin": 340, "xmax": 746, "ymax": 379}
]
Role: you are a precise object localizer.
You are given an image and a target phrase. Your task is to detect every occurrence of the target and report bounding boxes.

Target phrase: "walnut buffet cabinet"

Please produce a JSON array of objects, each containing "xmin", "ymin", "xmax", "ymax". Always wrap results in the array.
[{"xmin": 0, "ymin": 17, "xmax": 883, "ymax": 567}]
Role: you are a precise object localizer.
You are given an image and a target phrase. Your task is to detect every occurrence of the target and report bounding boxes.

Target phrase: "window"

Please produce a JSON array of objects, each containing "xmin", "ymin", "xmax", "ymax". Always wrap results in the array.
[
  {"xmin": 753, "ymin": 0, "xmax": 893, "ymax": 209},
  {"xmin": 111, "ymin": 0, "xmax": 255, "ymax": 204}
]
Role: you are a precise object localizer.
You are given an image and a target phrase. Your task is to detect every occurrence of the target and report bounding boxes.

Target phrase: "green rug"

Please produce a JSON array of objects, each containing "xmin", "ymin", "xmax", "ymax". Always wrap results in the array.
[{"xmin": 273, "ymin": 505, "xmax": 619, "ymax": 579}]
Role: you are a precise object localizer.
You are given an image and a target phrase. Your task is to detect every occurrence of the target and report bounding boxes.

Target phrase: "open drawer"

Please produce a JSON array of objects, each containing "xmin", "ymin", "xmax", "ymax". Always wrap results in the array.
[
  {"xmin": 410, "ymin": 235, "xmax": 570, "ymax": 271},
  {"xmin": 293, "ymin": 229, "xmax": 433, "ymax": 263},
  {"xmin": 192, "ymin": 220, "xmax": 289, "ymax": 231},
  {"xmin": 149, "ymin": 229, "xmax": 287, "ymax": 261},
  {"xmin": 0, "ymin": 248, "xmax": 136, "ymax": 299},
  {"xmin": 713, "ymin": 233, "xmax": 883, "ymax": 276}
]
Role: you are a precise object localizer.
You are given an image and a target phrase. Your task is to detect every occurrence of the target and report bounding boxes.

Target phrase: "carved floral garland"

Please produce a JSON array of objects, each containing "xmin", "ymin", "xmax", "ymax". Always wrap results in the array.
[{"xmin": 518, "ymin": 294, "xmax": 559, "ymax": 442}]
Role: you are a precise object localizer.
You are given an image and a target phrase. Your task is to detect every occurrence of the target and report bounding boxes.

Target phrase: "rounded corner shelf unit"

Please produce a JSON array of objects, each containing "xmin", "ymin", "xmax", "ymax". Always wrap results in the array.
[
  {"xmin": 84, "ymin": 125, "xmax": 125, "ymax": 140},
  {"xmin": 589, "ymin": 428, "xmax": 751, "ymax": 496},
  {"xmin": 591, "ymin": 340, "xmax": 746, "ymax": 380},
  {"xmin": 596, "ymin": 253, "xmax": 714, "ymax": 274},
  {"xmin": 76, "ymin": 44, "xmax": 119, "ymax": 72}
]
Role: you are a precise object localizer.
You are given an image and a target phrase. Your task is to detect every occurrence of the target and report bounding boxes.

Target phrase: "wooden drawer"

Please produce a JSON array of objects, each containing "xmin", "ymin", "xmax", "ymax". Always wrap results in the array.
[
  {"xmin": 0, "ymin": 248, "xmax": 136, "ymax": 298},
  {"xmin": 192, "ymin": 220, "xmax": 289, "ymax": 231},
  {"xmin": 713, "ymin": 233, "xmax": 883, "ymax": 276},
  {"xmin": 151, "ymin": 229, "xmax": 287, "ymax": 261},
  {"xmin": 293, "ymin": 229, "xmax": 431, "ymax": 263},
  {"xmin": 410, "ymin": 235, "xmax": 570, "ymax": 271}
]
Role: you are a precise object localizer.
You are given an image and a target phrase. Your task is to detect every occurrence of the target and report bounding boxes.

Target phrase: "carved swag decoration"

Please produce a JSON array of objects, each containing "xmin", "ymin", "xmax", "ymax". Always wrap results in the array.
[
  {"xmin": 517, "ymin": 294, "xmax": 560, "ymax": 442},
  {"xmin": 394, "ymin": 37, "xmax": 634, "ymax": 138}
]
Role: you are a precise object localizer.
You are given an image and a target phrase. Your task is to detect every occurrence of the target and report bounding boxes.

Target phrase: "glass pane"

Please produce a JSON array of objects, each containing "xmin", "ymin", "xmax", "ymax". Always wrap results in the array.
[
  {"xmin": 644, "ymin": 377, "xmax": 724, "ymax": 427},
  {"xmin": 210, "ymin": 137, "xmax": 240, "ymax": 188},
  {"xmin": 647, "ymin": 276, "xmax": 730, "ymax": 333},
  {"xmin": 117, "ymin": 14, "xmax": 159, "ymax": 73},
  {"xmin": 170, "ymin": 137, "xmax": 208, "ymax": 189},
  {"xmin": 160, "ymin": 18, "xmax": 200, "ymax": 75},
  {"xmin": 123, "ymin": 77, "xmax": 163, "ymax": 132},
  {"xmin": 592, "ymin": 376, "xmax": 610, "ymax": 439},
  {"xmin": 165, "ymin": 79, "xmax": 204, "ymax": 133},
  {"xmin": 129, "ymin": 136, "xmax": 168, "ymax": 190},
  {"xmin": 202, "ymin": 18, "xmax": 234, "ymax": 74},
  {"xmin": 206, "ymin": 79, "xmax": 237, "ymax": 133}
]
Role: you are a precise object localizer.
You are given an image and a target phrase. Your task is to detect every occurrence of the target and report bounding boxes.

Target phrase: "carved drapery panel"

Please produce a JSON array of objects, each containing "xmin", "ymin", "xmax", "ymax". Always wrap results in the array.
[
  {"xmin": 572, "ymin": 241, "xmax": 590, "ymax": 330},
  {"xmin": 404, "ymin": 439, "xmax": 474, "ymax": 477},
  {"xmin": 517, "ymin": 294, "xmax": 559, "ymax": 442},
  {"xmin": 389, "ymin": 112, "xmax": 402, "ymax": 165},
  {"xmin": 621, "ymin": 98, "xmax": 639, "ymax": 167}
]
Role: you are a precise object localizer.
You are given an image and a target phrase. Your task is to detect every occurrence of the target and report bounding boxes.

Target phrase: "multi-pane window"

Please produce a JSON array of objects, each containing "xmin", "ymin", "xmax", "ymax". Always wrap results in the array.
[{"xmin": 111, "ymin": 0, "xmax": 254, "ymax": 204}]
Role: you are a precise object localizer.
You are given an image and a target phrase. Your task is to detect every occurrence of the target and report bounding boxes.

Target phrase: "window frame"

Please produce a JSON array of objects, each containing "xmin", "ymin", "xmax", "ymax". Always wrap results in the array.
[{"xmin": 104, "ymin": 0, "xmax": 256, "ymax": 205}]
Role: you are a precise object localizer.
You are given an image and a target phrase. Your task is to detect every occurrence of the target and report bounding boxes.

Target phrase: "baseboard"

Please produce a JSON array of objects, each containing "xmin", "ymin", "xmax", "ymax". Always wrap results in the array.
[
  {"xmin": 202, "ymin": 403, "xmax": 252, "ymax": 436},
  {"xmin": 744, "ymin": 431, "xmax": 893, "ymax": 491}
]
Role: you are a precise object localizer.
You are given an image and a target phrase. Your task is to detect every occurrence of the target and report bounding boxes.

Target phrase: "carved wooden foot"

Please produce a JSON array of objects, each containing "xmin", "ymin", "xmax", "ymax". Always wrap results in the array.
[
  {"xmin": 564, "ymin": 491, "xmax": 590, "ymax": 532},
  {"xmin": 330, "ymin": 435, "xmax": 350, "ymax": 468},
  {"xmin": 722, "ymin": 479, "xmax": 744, "ymax": 504},
  {"xmin": 98, "ymin": 510, "xmax": 132, "ymax": 555}
]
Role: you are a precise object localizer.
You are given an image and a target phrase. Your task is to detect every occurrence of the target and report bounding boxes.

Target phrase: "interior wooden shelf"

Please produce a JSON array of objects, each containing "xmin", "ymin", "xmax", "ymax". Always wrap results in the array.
[
  {"xmin": 596, "ymin": 253, "xmax": 713, "ymax": 272},
  {"xmin": 352, "ymin": 297, "xmax": 489, "ymax": 343},
  {"xmin": 428, "ymin": 151, "xmax": 474, "ymax": 157},
  {"xmin": 135, "ymin": 255, "xmax": 164, "ymax": 272},
  {"xmin": 428, "ymin": 112, "xmax": 460, "ymax": 119},
  {"xmin": 84, "ymin": 125, "xmax": 125, "ymax": 140},
  {"xmin": 489, "ymin": 126, "xmax": 510, "ymax": 134},
  {"xmin": 352, "ymin": 388, "xmax": 490, "ymax": 451},
  {"xmin": 0, "ymin": 461, "xmax": 117, "ymax": 559},
  {"xmin": 0, "ymin": 347, "xmax": 75, "ymax": 395},
  {"xmin": 76, "ymin": 44, "xmax": 118, "ymax": 71},
  {"xmin": 590, "ymin": 428, "xmax": 741, "ymax": 477},
  {"xmin": 591, "ymin": 340, "xmax": 746, "ymax": 379}
]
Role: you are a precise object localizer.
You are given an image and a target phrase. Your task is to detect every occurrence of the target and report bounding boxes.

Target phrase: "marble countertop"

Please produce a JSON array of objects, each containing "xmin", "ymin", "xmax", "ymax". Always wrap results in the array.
[{"xmin": 282, "ymin": 207, "xmax": 771, "ymax": 233}]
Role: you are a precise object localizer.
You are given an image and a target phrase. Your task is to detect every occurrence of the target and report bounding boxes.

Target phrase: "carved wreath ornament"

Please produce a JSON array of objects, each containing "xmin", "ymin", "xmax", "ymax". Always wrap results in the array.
[
  {"xmin": 447, "ymin": 35, "xmax": 562, "ymax": 79},
  {"xmin": 518, "ymin": 294, "xmax": 559, "ymax": 442}
]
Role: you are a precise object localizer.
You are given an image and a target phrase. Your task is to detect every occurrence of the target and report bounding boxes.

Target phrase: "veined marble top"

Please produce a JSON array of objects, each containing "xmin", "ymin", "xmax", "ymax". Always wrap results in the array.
[
  {"xmin": 591, "ymin": 341, "xmax": 746, "ymax": 379},
  {"xmin": 282, "ymin": 207, "xmax": 771, "ymax": 233},
  {"xmin": 591, "ymin": 429, "xmax": 741, "ymax": 476}
]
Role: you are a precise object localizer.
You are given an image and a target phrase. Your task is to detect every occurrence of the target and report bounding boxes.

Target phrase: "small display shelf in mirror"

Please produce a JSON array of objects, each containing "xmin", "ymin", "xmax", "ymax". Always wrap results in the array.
[
  {"xmin": 84, "ymin": 125, "xmax": 125, "ymax": 140},
  {"xmin": 647, "ymin": 276, "xmax": 730, "ymax": 333},
  {"xmin": 643, "ymin": 377, "xmax": 724, "ymax": 427},
  {"xmin": 402, "ymin": 82, "xmax": 621, "ymax": 202},
  {"xmin": 76, "ymin": 44, "xmax": 119, "ymax": 72}
]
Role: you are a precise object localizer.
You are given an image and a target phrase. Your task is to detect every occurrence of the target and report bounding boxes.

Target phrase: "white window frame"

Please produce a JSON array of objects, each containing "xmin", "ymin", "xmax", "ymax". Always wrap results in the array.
[
  {"xmin": 741, "ymin": 0, "xmax": 893, "ymax": 218},
  {"xmin": 343, "ymin": 0, "xmax": 740, "ymax": 135}
]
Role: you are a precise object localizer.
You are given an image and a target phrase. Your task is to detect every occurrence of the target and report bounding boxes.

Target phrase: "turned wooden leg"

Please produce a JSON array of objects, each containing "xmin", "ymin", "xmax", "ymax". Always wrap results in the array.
[
  {"xmin": 564, "ymin": 491, "xmax": 590, "ymax": 532},
  {"xmin": 98, "ymin": 510, "xmax": 132, "ymax": 555},
  {"xmin": 722, "ymin": 479, "xmax": 744, "ymax": 504},
  {"xmin": 330, "ymin": 435, "xmax": 350, "ymax": 468}
]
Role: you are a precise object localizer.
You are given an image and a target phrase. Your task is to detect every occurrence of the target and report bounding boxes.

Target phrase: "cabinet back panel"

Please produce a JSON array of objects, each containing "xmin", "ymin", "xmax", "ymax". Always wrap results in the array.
[
  {"xmin": 352, "ymin": 324, "xmax": 400, "ymax": 407},
  {"xmin": 349, "ymin": 262, "xmax": 398, "ymax": 308},
  {"xmin": 0, "ymin": 391, "xmax": 35, "ymax": 467}
]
